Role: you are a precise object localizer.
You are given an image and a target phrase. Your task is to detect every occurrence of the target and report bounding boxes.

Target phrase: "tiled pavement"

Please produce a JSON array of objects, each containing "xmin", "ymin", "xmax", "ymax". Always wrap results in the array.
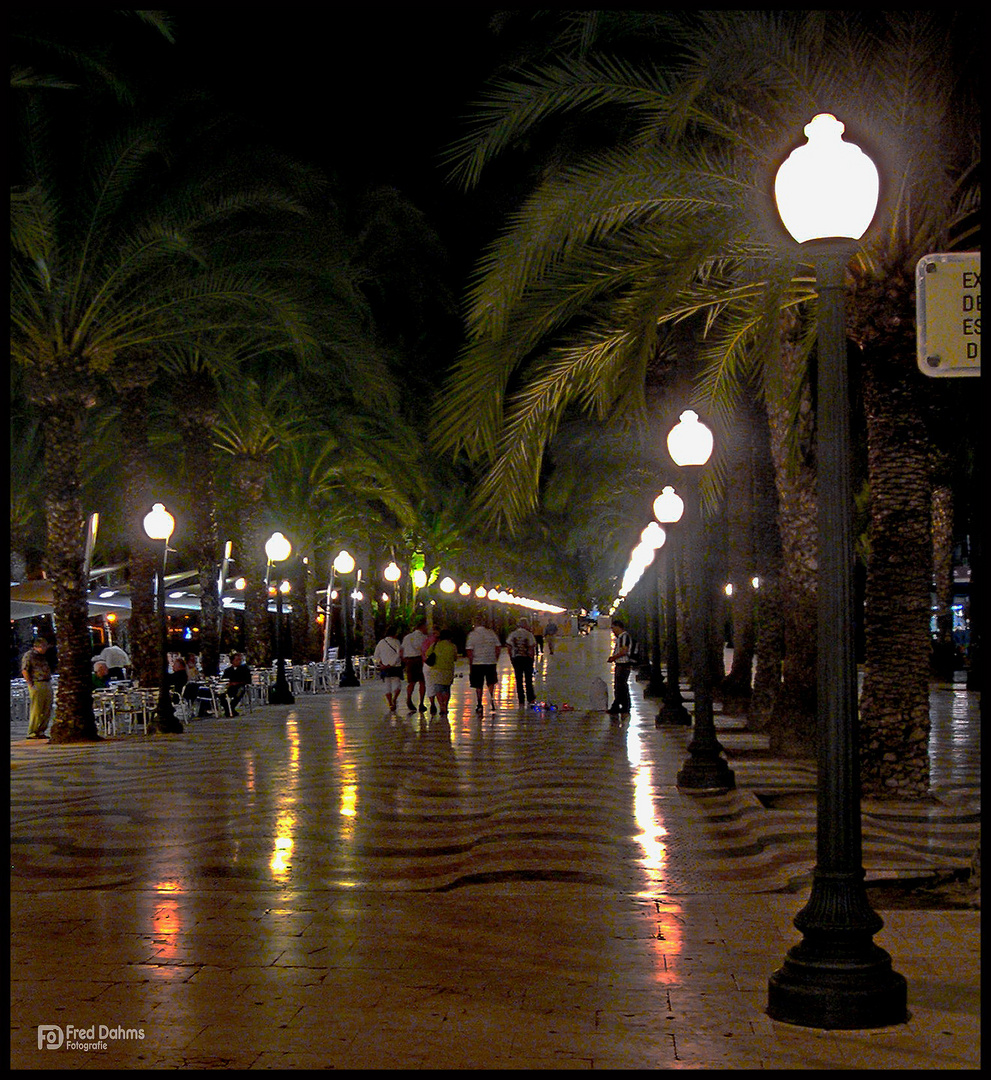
[{"xmin": 10, "ymin": 631, "xmax": 980, "ymax": 1069}]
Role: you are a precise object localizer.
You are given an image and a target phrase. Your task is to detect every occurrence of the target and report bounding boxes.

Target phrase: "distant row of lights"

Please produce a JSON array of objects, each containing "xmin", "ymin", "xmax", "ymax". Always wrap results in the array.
[{"xmin": 96, "ymin": 558, "xmax": 566, "ymax": 615}]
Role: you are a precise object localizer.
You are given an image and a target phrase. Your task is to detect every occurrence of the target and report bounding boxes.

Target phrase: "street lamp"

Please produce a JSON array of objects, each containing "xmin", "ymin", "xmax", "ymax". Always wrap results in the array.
[
  {"xmin": 382, "ymin": 560, "xmax": 402, "ymax": 618},
  {"xmin": 767, "ymin": 114, "xmax": 906, "ymax": 1029},
  {"xmin": 653, "ymin": 486, "xmax": 691, "ymax": 725},
  {"xmin": 143, "ymin": 502, "xmax": 182, "ymax": 734},
  {"xmin": 265, "ymin": 531, "xmax": 294, "ymax": 705},
  {"xmin": 640, "ymin": 522, "xmax": 667, "ymax": 698},
  {"xmin": 333, "ymin": 549, "xmax": 360, "ymax": 686},
  {"xmin": 667, "ymin": 412, "xmax": 735, "ymax": 791}
]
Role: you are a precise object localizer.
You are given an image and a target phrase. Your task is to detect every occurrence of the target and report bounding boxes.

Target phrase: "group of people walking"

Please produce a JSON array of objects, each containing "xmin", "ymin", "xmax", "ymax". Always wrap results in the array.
[
  {"xmin": 372, "ymin": 617, "xmax": 462, "ymax": 716},
  {"xmin": 373, "ymin": 612, "xmax": 547, "ymax": 716}
]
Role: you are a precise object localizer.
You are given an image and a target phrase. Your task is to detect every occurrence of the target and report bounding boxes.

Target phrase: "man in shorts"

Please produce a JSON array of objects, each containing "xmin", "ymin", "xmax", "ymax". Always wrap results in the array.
[
  {"xmin": 465, "ymin": 613, "xmax": 502, "ymax": 714},
  {"xmin": 401, "ymin": 616, "xmax": 429, "ymax": 712}
]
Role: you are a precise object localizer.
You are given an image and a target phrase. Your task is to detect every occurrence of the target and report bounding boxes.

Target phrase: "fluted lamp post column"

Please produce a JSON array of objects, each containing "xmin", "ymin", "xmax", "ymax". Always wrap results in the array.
[
  {"xmin": 143, "ymin": 502, "xmax": 182, "ymax": 734},
  {"xmin": 653, "ymin": 486, "xmax": 691, "ymax": 726},
  {"xmin": 640, "ymin": 522, "xmax": 668, "ymax": 697},
  {"xmin": 265, "ymin": 532, "xmax": 295, "ymax": 705},
  {"xmin": 766, "ymin": 113, "xmax": 906, "ymax": 1029},
  {"xmin": 334, "ymin": 549, "xmax": 360, "ymax": 687},
  {"xmin": 668, "ymin": 412, "xmax": 734, "ymax": 791}
]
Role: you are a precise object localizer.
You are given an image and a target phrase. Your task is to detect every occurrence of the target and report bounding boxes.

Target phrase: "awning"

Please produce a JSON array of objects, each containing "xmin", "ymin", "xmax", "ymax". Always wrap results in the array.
[{"xmin": 11, "ymin": 575, "xmax": 264, "ymax": 622}]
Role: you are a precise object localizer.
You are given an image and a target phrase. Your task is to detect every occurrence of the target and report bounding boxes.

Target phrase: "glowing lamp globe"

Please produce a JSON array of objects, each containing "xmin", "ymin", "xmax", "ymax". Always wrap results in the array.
[
  {"xmin": 459, "ymin": 582, "xmax": 471, "ymax": 597},
  {"xmin": 412, "ymin": 569, "xmax": 427, "ymax": 589},
  {"xmin": 774, "ymin": 113, "xmax": 879, "ymax": 243},
  {"xmin": 333, "ymin": 550, "xmax": 355, "ymax": 575},
  {"xmin": 630, "ymin": 543, "xmax": 655, "ymax": 571},
  {"xmin": 265, "ymin": 531, "xmax": 292, "ymax": 563},
  {"xmin": 383, "ymin": 561, "xmax": 401, "ymax": 582},
  {"xmin": 143, "ymin": 502, "xmax": 175, "ymax": 542},
  {"xmin": 667, "ymin": 410, "xmax": 714, "ymax": 467},
  {"xmin": 653, "ymin": 485, "xmax": 685, "ymax": 525},
  {"xmin": 641, "ymin": 522, "xmax": 667, "ymax": 549},
  {"xmin": 439, "ymin": 576, "xmax": 456, "ymax": 594}
]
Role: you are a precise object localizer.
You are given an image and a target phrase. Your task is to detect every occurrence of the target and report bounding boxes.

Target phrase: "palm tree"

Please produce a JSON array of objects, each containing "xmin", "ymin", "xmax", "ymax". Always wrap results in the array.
[
  {"xmin": 436, "ymin": 10, "xmax": 978, "ymax": 783},
  {"xmin": 11, "ymin": 107, "xmax": 313, "ymax": 741}
]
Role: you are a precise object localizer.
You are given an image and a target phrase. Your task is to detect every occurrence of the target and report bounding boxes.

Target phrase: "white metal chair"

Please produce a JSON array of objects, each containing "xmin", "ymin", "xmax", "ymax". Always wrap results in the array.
[
  {"xmin": 92, "ymin": 690, "xmax": 116, "ymax": 736},
  {"xmin": 312, "ymin": 663, "xmax": 332, "ymax": 693},
  {"xmin": 112, "ymin": 690, "xmax": 149, "ymax": 734},
  {"xmin": 170, "ymin": 689, "xmax": 193, "ymax": 725}
]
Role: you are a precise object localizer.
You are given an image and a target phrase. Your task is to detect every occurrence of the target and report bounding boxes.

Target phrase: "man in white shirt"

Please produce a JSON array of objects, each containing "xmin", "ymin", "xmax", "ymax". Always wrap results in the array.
[
  {"xmin": 465, "ymin": 613, "xmax": 502, "ymax": 714},
  {"xmin": 607, "ymin": 618, "xmax": 634, "ymax": 715},
  {"xmin": 96, "ymin": 643, "xmax": 131, "ymax": 679},
  {"xmin": 505, "ymin": 617, "xmax": 537, "ymax": 706},
  {"xmin": 400, "ymin": 617, "xmax": 429, "ymax": 713}
]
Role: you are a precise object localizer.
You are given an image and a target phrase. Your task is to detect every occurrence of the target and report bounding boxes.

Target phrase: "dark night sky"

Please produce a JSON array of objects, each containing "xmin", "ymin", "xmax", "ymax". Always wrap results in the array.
[{"xmin": 166, "ymin": 10, "xmax": 508, "ymax": 249}]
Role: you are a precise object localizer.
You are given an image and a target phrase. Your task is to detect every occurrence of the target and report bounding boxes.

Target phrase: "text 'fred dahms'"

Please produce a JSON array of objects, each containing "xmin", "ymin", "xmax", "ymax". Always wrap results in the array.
[{"xmin": 38, "ymin": 1024, "xmax": 145, "ymax": 1050}]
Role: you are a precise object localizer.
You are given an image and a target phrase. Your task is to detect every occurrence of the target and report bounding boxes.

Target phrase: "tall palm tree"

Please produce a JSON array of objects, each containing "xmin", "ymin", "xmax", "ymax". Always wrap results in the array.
[
  {"xmin": 11, "ymin": 108, "xmax": 313, "ymax": 741},
  {"xmin": 436, "ymin": 10, "xmax": 978, "ymax": 784}
]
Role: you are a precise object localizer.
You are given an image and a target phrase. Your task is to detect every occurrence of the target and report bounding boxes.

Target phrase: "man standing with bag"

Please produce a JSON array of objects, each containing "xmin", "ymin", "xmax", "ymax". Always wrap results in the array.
[
  {"xmin": 607, "ymin": 618, "xmax": 634, "ymax": 716},
  {"xmin": 505, "ymin": 617, "xmax": 537, "ymax": 707}
]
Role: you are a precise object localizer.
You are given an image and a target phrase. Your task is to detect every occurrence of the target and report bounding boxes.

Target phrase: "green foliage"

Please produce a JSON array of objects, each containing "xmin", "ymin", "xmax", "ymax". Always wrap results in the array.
[{"xmin": 434, "ymin": 10, "xmax": 978, "ymax": 541}]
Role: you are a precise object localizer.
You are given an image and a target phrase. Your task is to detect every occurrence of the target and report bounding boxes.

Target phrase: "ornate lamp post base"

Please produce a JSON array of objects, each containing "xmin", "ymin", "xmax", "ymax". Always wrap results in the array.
[
  {"xmin": 656, "ymin": 679, "xmax": 691, "ymax": 725},
  {"xmin": 656, "ymin": 702, "xmax": 691, "ymax": 726},
  {"xmin": 676, "ymin": 750, "xmax": 735, "ymax": 790},
  {"xmin": 269, "ymin": 673, "xmax": 295, "ymax": 705},
  {"xmin": 767, "ymin": 874, "xmax": 907, "ymax": 1028},
  {"xmin": 339, "ymin": 662, "xmax": 360, "ymax": 688}
]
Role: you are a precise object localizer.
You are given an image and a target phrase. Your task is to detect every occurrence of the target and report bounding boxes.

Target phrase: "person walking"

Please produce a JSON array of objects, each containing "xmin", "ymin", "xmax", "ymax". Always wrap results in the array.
[
  {"xmin": 465, "ymin": 613, "xmax": 502, "ymax": 714},
  {"xmin": 425, "ymin": 628, "xmax": 458, "ymax": 715},
  {"xmin": 373, "ymin": 624, "xmax": 404, "ymax": 712},
  {"xmin": 544, "ymin": 618, "xmax": 559, "ymax": 655},
  {"xmin": 21, "ymin": 636, "xmax": 53, "ymax": 739},
  {"xmin": 607, "ymin": 617, "xmax": 634, "ymax": 715},
  {"xmin": 421, "ymin": 625, "xmax": 440, "ymax": 715},
  {"xmin": 505, "ymin": 617, "xmax": 537, "ymax": 706},
  {"xmin": 401, "ymin": 617, "xmax": 429, "ymax": 713}
]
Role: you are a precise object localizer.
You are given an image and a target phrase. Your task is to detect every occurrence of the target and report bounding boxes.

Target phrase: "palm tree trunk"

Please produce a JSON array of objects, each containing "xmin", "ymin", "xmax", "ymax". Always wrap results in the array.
[
  {"xmin": 747, "ymin": 402, "xmax": 784, "ymax": 730},
  {"xmin": 719, "ymin": 410, "xmax": 757, "ymax": 710},
  {"xmin": 117, "ymin": 381, "xmax": 161, "ymax": 688},
  {"xmin": 288, "ymin": 549, "xmax": 310, "ymax": 663},
  {"xmin": 184, "ymin": 441, "xmax": 223, "ymax": 676},
  {"xmin": 930, "ymin": 479, "xmax": 956, "ymax": 680},
  {"xmin": 763, "ymin": 315, "xmax": 818, "ymax": 757},
  {"xmin": 859, "ymin": 342, "xmax": 932, "ymax": 797},
  {"xmin": 235, "ymin": 459, "xmax": 272, "ymax": 668},
  {"xmin": 42, "ymin": 398, "xmax": 99, "ymax": 743}
]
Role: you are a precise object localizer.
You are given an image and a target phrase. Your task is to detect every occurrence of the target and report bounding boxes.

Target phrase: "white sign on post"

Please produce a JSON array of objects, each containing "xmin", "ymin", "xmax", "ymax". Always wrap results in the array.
[{"xmin": 916, "ymin": 253, "xmax": 981, "ymax": 377}]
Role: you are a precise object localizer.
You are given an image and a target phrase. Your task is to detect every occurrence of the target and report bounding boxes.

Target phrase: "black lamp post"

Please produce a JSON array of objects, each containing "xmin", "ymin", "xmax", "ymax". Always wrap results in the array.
[
  {"xmin": 766, "ymin": 113, "xmax": 906, "ymax": 1029},
  {"xmin": 667, "ymin": 412, "xmax": 735, "ymax": 791},
  {"xmin": 265, "ymin": 532, "xmax": 295, "ymax": 705},
  {"xmin": 143, "ymin": 502, "xmax": 182, "ymax": 734},
  {"xmin": 334, "ymin": 549, "xmax": 360, "ymax": 687},
  {"xmin": 639, "ymin": 523, "xmax": 668, "ymax": 698},
  {"xmin": 653, "ymin": 486, "xmax": 691, "ymax": 726}
]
